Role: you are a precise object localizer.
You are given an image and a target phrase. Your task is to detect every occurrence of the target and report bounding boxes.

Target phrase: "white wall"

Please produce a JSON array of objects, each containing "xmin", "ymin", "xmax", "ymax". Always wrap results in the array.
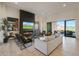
[
  {"xmin": 35, "ymin": 13, "xmax": 53, "ymax": 32},
  {"xmin": 53, "ymin": 9, "xmax": 77, "ymax": 20},
  {"xmin": 35, "ymin": 15, "xmax": 47, "ymax": 32},
  {"xmin": 0, "ymin": 3, "xmax": 19, "ymax": 18}
]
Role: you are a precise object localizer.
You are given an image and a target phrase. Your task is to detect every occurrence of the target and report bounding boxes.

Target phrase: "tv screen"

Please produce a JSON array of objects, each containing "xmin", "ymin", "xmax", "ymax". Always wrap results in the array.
[{"xmin": 23, "ymin": 22, "xmax": 34, "ymax": 30}]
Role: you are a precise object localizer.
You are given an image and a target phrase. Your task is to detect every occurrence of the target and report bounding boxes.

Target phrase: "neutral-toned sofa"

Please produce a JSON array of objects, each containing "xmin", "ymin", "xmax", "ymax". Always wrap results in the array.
[{"xmin": 34, "ymin": 34, "xmax": 62, "ymax": 55}]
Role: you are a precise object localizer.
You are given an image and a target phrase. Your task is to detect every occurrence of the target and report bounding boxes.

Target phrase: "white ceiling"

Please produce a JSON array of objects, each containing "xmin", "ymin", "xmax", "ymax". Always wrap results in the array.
[{"xmin": 3, "ymin": 2, "xmax": 79, "ymax": 16}]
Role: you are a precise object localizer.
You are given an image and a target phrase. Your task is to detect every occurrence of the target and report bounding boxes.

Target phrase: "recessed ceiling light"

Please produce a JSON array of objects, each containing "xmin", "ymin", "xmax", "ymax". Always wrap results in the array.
[
  {"xmin": 63, "ymin": 4, "xmax": 66, "ymax": 7},
  {"xmin": 14, "ymin": 2, "xmax": 18, "ymax": 4}
]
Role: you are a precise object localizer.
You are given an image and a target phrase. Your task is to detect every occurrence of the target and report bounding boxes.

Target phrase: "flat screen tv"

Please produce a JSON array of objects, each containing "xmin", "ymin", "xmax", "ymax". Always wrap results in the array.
[{"xmin": 23, "ymin": 22, "xmax": 34, "ymax": 31}]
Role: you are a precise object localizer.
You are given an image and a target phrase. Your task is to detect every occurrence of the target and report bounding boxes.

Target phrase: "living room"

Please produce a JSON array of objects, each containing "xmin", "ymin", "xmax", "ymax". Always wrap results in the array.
[{"xmin": 0, "ymin": 2, "xmax": 79, "ymax": 56}]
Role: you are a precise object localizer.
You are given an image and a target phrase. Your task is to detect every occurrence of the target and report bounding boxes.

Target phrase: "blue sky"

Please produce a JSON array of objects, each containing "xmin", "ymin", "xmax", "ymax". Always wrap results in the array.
[
  {"xmin": 57, "ymin": 20, "xmax": 75, "ymax": 27},
  {"xmin": 23, "ymin": 22, "xmax": 33, "ymax": 26},
  {"xmin": 66, "ymin": 20, "xmax": 75, "ymax": 26}
]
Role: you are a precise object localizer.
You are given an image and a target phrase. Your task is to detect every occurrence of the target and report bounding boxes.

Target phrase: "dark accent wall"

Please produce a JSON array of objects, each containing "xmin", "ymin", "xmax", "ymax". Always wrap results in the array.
[{"xmin": 20, "ymin": 10, "xmax": 35, "ymax": 33}]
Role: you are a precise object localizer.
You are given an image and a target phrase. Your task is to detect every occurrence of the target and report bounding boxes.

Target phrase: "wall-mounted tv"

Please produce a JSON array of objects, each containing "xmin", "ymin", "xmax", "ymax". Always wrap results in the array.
[{"xmin": 23, "ymin": 22, "xmax": 34, "ymax": 31}]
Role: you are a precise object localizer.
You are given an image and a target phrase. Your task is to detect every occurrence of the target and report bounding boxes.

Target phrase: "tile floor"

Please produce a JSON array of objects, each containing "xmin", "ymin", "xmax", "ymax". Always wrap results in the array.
[{"xmin": 0, "ymin": 37, "xmax": 79, "ymax": 56}]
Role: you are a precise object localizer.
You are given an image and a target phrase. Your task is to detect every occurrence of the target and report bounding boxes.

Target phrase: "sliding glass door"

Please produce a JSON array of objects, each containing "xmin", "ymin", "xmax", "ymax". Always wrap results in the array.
[
  {"xmin": 65, "ymin": 20, "xmax": 76, "ymax": 38},
  {"xmin": 56, "ymin": 19, "xmax": 76, "ymax": 38}
]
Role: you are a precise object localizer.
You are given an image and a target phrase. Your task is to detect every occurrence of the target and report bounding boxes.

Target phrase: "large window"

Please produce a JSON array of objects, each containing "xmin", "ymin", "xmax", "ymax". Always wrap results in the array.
[
  {"xmin": 56, "ymin": 19, "xmax": 76, "ymax": 38},
  {"xmin": 66, "ymin": 20, "xmax": 76, "ymax": 37},
  {"xmin": 57, "ymin": 21, "xmax": 64, "ymax": 34}
]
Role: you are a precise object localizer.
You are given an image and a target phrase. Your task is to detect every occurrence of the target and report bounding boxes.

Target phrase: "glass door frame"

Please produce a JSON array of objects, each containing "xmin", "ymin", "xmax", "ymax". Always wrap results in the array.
[
  {"xmin": 64, "ymin": 19, "xmax": 76, "ymax": 38},
  {"xmin": 56, "ymin": 19, "xmax": 76, "ymax": 38}
]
